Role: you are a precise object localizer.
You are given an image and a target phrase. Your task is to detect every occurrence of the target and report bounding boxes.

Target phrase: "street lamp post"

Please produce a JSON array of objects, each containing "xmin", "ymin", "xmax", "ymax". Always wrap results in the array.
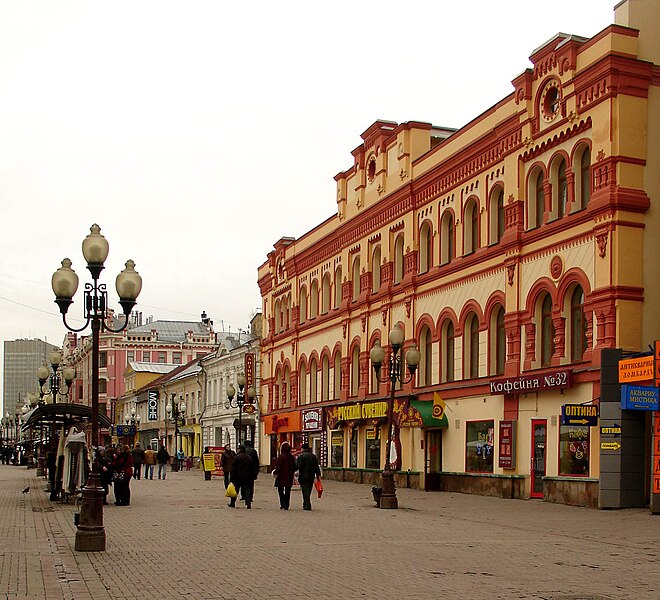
[
  {"xmin": 51, "ymin": 224, "xmax": 142, "ymax": 552},
  {"xmin": 37, "ymin": 351, "xmax": 75, "ymax": 481},
  {"xmin": 166, "ymin": 396, "xmax": 186, "ymax": 471},
  {"xmin": 370, "ymin": 323, "xmax": 420, "ymax": 509},
  {"xmin": 226, "ymin": 373, "xmax": 256, "ymax": 449},
  {"xmin": 124, "ymin": 405, "xmax": 141, "ymax": 445}
]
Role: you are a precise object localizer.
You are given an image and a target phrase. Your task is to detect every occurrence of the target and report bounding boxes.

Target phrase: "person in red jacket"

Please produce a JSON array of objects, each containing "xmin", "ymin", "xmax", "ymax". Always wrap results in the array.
[{"xmin": 272, "ymin": 442, "xmax": 297, "ymax": 510}]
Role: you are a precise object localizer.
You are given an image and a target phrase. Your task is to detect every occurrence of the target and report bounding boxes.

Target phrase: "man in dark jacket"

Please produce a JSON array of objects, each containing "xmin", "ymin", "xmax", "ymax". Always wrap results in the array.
[
  {"xmin": 296, "ymin": 442, "xmax": 321, "ymax": 510},
  {"xmin": 156, "ymin": 445, "xmax": 170, "ymax": 480},
  {"xmin": 244, "ymin": 439, "xmax": 260, "ymax": 503},
  {"xmin": 220, "ymin": 444, "xmax": 235, "ymax": 489},
  {"xmin": 131, "ymin": 443, "xmax": 145, "ymax": 480},
  {"xmin": 229, "ymin": 445, "xmax": 253, "ymax": 509}
]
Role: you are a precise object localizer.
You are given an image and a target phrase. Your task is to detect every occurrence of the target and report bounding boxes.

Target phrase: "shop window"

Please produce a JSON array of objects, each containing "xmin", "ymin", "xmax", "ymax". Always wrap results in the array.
[
  {"xmin": 331, "ymin": 431, "xmax": 344, "ymax": 467},
  {"xmin": 365, "ymin": 428, "xmax": 380, "ymax": 469},
  {"xmin": 352, "ymin": 257, "xmax": 361, "ymax": 301},
  {"xmin": 310, "ymin": 280, "xmax": 319, "ymax": 319},
  {"xmin": 464, "ymin": 199, "xmax": 479, "ymax": 255},
  {"xmin": 440, "ymin": 212, "xmax": 454, "ymax": 265},
  {"xmin": 559, "ymin": 424, "xmax": 589, "ymax": 476},
  {"xmin": 465, "ymin": 420, "xmax": 494, "ymax": 473},
  {"xmin": 333, "ymin": 352, "xmax": 342, "ymax": 399},
  {"xmin": 419, "ymin": 325, "xmax": 433, "ymax": 386},
  {"xmin": 299, "ymin": 286, "xmax": 308, "ymax": 323},
  {"xmin": 350, "ymin": 345, "xmax": 360, "ymax": 397},
  {"xmin": 334, "ymin": 266, "xmax": 342, "ymax": 308},
  {"xmin": 570, "ymin": 286, "xmax": 587, "ymax": 362},
  {"xmin": 540, "ymin": 294, "xmax": 554, "ymax": 367},
  {"xmin": 394, "ymin": 234, "xmax": 404, "ymax": 284},
  {"xmin": 321, "ymin": 273, "xmax": 331, "ymax": 315},
  {"xmin": 371, "ymin": 246, "xmax": 381, "ymax": 293},
  {"xmin": 442, "ymin": 320, "xmax": 455, "ymax": 383},
  {"xmin": 419, "ymin": 222, "xmax": 432, "ymax": 273},
  {"xmin": 349, "ymin": 428, "xmax": 358, "ymax": 468}
]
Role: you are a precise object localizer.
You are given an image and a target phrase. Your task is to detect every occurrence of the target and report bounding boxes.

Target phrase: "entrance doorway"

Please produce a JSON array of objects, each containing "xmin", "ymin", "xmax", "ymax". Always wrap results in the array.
[
  {"xmin": 531, "ymin": 419, "xmax": 547, "ymax": 499},
  {"xmin": 425, "ymin": 429, "xmax": 443, "ymax": 491}
]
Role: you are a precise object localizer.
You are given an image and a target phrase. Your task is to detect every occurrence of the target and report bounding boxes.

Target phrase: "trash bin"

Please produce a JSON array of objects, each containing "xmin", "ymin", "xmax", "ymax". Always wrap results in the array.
[
  {"xmin": 371, "ymin": 486, "xmax": 383, "ymax": 507},
  {"xmin": 73, "ymin": 512, "xmax": 80, "ymax": 526}
]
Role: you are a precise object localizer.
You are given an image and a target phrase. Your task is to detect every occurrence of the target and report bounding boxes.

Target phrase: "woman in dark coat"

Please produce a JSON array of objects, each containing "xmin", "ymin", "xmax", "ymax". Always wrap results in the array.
[
  {"xmin": 98, "ymin": 446, "xmax": 113, "ymax": 505},
  {"xmin": 272, "ymin": 442, "xmax": 297, "ymax": 510},
  {"xmin": 229, "ymin": 445, "xmax": 253, "ymax": 509},
  {"xmin": 112, "ymin": 445, "xmax": 134, "ymax": 506}
]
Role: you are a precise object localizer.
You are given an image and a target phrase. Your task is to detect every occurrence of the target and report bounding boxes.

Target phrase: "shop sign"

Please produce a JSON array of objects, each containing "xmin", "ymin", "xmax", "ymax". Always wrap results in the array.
[
  {"xmin": 302, "ymin": 408, "xmax": 323, "ymax": 432},
  {"xmin": 601, "ymin": 442, "xmax": 621, "ymax": 451},
  {"xmin": 148, "ymin": 390, "xmax": 159, "ymax": 421},
  {"xmin": 326, "ymin": 401, "xmax": 388, "ymax": 428},
  {"xmin": 561, "ymin": 404, "xmax": 599, "ymax": 426},
  {"xmin": 618, "ymin": 355, "xmax": 654, "ymax": 383},
  {"xmin": 244, "ymin": 353, "xmax": 255, "ymax": 390},
  {"xmin": 498, "ymin": 420, "xmax": 516, "ymax": 469},
  {"xmin": 489, "ymin": 370, "xmax": 572, "ymax": 395},
  {"xmin": 264, "ymin": 411, "xmax": 301, "ymax": 435},
  {"xmin": 116, "ymin": 424, "xmax": 136, "ymax": 436},
  {"xmin": 243, "ymin": 404, "xmax": 256, "ymax": 414},
  {"xmin": 600, "ymin": 425, "xmax": 621, "ymax": 436},
  {"xmin": 621, "ymin": 385, "xmax": 659, "ymax": 411}
]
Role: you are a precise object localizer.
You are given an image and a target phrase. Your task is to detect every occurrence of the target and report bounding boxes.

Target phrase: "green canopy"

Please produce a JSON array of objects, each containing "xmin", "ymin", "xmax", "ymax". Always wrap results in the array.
[{"xmin": 395, "ymin": 398, "xmax": 448, "ymax": 428}]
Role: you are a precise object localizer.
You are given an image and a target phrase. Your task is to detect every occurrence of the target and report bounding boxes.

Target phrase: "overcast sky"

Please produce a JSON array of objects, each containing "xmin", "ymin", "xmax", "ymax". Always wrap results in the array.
[{"xmin": 0, "ymin": 0, "xmax": 616, "ymax": 411}]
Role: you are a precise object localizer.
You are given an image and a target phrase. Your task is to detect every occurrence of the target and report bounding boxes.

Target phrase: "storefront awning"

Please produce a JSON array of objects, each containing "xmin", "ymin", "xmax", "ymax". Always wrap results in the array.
[
  {"xmin": 178, "ymin": 426, "xmax": 195, "ymax": 434},
  {"xmin": 22, "ymin": 403, "xmax": 112, "ymax": 431},
  {"xmin": 395, "ymin": 398, "xmax": 449, "ymax": 428}
]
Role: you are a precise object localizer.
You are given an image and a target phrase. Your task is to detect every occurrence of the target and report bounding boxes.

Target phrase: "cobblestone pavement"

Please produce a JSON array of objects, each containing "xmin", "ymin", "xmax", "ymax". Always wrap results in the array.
[{"xmin": 0, "ymin": 464, "xmax": 658, "ymax": 600}]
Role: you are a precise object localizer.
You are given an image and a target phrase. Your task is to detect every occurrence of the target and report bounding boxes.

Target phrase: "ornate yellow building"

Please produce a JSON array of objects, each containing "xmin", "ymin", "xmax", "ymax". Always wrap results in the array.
[{"xmin": 258, "ymin": 0, "xmax": 660, "ymax": 507}]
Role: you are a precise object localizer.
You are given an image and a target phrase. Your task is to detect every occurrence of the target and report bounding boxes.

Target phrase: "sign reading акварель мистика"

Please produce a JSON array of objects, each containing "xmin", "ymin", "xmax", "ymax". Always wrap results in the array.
[{"xmin": 489, "ymin": 370, "xmax": 572, "ymax": 395}]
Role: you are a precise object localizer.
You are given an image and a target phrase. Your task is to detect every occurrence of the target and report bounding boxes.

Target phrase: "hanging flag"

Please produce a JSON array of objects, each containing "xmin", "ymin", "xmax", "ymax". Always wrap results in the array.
[
  {"xmin": 432, "ymin": 392, "xmax": 446, "ymax": 421},
  {"xmin": 389, "ymin": 425, "xmax": 398, "ymax": 466}
]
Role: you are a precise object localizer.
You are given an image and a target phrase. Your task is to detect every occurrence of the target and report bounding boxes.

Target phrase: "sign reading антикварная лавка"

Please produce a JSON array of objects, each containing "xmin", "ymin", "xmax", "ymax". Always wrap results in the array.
[{"xmin": 489, "ymin": 370, "xmax": 572, "ymax": 395}]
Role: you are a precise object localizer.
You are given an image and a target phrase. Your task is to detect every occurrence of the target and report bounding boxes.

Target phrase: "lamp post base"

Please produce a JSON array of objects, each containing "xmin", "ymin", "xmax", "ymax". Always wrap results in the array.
[
  {"xmin": 379, "ymin": 467, "xmax": 398, "ymax": 509},
  {"xmin": 74, "ymin": 471, "xmax": 106, "ymax": 552}
]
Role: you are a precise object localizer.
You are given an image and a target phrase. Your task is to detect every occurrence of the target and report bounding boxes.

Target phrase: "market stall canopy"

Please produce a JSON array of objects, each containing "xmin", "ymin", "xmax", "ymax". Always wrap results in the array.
[{"xmin": 21, "ymin": 403, "xmax": 111, "ymax": 431}]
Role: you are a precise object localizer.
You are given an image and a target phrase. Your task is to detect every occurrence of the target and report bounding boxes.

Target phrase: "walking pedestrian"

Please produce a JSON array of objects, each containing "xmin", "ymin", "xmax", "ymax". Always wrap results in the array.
[
  {"xmin": 131, "ymin": 443, "xmax": 145, "ymax": 480},
  {"xmin": 272, "ymin": 442, "xmax": 296, "ymax": 510},
  {"xmin": 176, "ymin": 448, "xmax": 185, "ymax": 471},
  {"xmin": 156, "ymin": 445, "xmax": 170, "ymax": 480},
  {"xmin": 244, "ymin": 439, "xmax": 260, "ymax": 503},
  {"xmin": 295, "ymin": 442, "xmax": 321, "ymax": 511},
  {"xmin": 143, "ymin": 445, "xmax": 156, "ymax": 479},
  {"xmin": 220, "ymin": 444, "xmax": 235, "ymax": 489},
  {"xmin": 228, "ymin": 445, "xmax": 253, "ymax": 509},
  {"xmin": 112, "ymin": 445, "xmax": 134, "ymax": 506},
  {"xmin": 97, "ymin": 446, "xmax": 112, "ymax": 505}
]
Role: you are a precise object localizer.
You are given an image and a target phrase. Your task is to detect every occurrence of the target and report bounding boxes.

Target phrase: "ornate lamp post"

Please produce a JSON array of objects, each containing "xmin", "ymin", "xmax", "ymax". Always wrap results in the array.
[
  {"xmin": 226, "ymin": 373, "xmax": 256, "ymax": 449},
  {"xmin": 370, "ymin": 323, "xmax": 420, "ymax": 509},
  {"xmin": 166, "ymin": 395, "xmax": 186, "ymax": 471},
  {"xmin": 124, "ymin": 405, "xmax": 141, "ymax": 445},
  {"xmin": 37, "ymin": 351, "xmax": 75, "ymax": 480},
  {"xmin": 51, "ymin": 223, "xmax": 142, "ymax": 552}
]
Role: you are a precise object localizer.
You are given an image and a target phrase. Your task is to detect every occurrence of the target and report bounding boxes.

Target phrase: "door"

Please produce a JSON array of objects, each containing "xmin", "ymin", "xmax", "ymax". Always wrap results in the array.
[
  {"xmin": 425, "ymin": 429, "xmax": 443, "ymax": 491},
  {"xmin": 531, "ymin": 419, "xmax": 547, "ymax": 499}
]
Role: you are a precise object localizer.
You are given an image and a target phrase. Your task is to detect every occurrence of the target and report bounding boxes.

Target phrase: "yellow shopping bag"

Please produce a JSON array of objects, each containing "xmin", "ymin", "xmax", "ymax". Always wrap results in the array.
[{"xmin": 225, "ymin": 482, "xmax": 238, "ymax": 498}]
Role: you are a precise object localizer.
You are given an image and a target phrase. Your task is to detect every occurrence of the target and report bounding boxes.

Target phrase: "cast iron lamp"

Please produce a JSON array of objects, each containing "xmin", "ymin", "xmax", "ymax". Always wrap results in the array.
[
  {"xmin": 166, "ymin": 396, "xmax": 186, "ymax": 470},
  {"xmin": 226, "ymin": 373, "xmax": 256, "ymax": 449},
  {"xmin": 370, "ymin": 323, "xmax": 420, "ymax": 509},
  {"xmin": 51, "ymin": 223, "xmax": 142, "ymax": 552}
]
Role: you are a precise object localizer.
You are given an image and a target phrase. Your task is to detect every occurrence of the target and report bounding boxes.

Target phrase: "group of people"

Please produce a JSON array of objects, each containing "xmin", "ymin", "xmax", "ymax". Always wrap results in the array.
[
  {"xmin": 216, "ymin": 439, "xmax": 321, "ymax": 511},
  {"xmin": 97, "ymin": 443, "xmax": 173, "ymax": 506}
]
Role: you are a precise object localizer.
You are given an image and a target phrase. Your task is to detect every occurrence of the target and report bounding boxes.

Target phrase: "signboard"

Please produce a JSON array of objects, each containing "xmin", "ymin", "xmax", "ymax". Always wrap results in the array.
[
  {"xmin": 618, "ymin": 355, "xmax": 654, "ymax": 383},
  {"xmin": 600, "ymin": 425, "xmax": 621, "ymax": 436},
  {"xmin": 204, "ymin": 446, "xmax": 225, "ymax": 478},
  {"xmin": 561, "ymin": 404, "xmax": 599, "ymax": 426},
  {"xmin": 498, "ymin": 420, "xmax": 516, "ymax": 469},
  {"xmin": 489, "ymin": 370, "xmax": 572, "ymax": 395},
  {"xmin": 655, "ymin": 341, "xmax": 660, "ymax": 387},
  {"xmin": 601, "ymin": 442, "xmax": 622, "ymax": 451},
  {"xmin": 148, "ymin": 390, "xmax": 159, "ymax": 421},
  {"xmin": 243, "ymin": 403, "xmax": 256, "ymax": 414},
  {"xmin": 115, "ymin": 424, "xmax": 136, "ymax": 437},
  {"xmin": 301, "ymin": 407, "xmax": 323, "ymax": 432},
  {"xmin": 621, "ymin": 385, "xmax": 659, "ymax": 411}
]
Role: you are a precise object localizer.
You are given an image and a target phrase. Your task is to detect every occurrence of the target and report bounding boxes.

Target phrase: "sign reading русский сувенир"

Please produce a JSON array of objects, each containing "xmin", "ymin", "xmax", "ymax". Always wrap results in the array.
[{"xmin": 489, "ymin": 370, "xmax": 572, "ymax": 395}]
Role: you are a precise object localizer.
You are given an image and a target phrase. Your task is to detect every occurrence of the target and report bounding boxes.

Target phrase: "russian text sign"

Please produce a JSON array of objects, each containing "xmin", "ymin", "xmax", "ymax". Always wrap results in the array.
[{"xmin": 621, "ymin": 385, "xmax": 659, "ymax": 411}]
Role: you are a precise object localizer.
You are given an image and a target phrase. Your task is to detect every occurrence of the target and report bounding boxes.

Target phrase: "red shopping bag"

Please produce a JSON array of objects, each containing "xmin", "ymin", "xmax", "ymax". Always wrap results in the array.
[{"xmin": 314, "ymin": 477, "xmax": 323, "ymax": 498}]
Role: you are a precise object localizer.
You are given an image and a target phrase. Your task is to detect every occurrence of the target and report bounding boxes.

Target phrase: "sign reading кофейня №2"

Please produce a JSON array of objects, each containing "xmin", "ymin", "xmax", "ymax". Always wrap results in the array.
[{"xmin": 621, "ymin": 385, "xmax": 660, "ymax": 411}]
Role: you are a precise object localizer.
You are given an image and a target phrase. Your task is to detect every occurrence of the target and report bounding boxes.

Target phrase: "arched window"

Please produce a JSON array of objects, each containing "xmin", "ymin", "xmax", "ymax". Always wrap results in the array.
[
  {"xmin": 299, "ymin": 286, "xmax": 308, "ymax": 323},
  {"xmin": 310, "ymin": 280, "xmax": 319, "ymax": 318},
  {"xmin": 352, "ymin": 257, "xmax": 361, "ymax": 302},
  {"xmin": 570, "ymin": 286, "xmax": 587, "ymax": 362},
  {"xmin": 465, "ymin": 313, "xmax": 480, "ymax": 379},
  {"xmin": 309, "ymin": 358, "xmax": 318, "ymax": 403},
  {"xmin": 535, "ymin": 171, "xmax": 545, "ymax": 227},
  {"xmin": 321, "ymin": 273, "xmax": 331, "ymax": 314},
  {"xmin": 494, "ymin": 305, "xmax": 506, "ymax": 375},
  {"xmin": 333, "ymin": 352, "xmax": 342, "ymax": 400},
  {"xmin": 394, "ymin": 235, "xmax": 404, "ymax": 284},
  {"xmin": 442, "ymin": 320, "xmax": 455, "ymax": 383},
  {"xmin": 299, "ymin": 363, "xmax": 307, "ymax": 405},
  {"xmin": 274, "ymin": 298, "xmax": 282, "ymax": 333},
  {"xmin": 371, "ymin": 246, "xmax": 381, "ymax": 293},
  {"xmin": 283, "ymin": 366, "xmax": 291, "ymax": 407},
  {"xmin": 489, "ymin": 188, "xmax": 505, "ymax": 243},
  {"xmin": 540, "ymin": 294, "xmax": 555, "ymax": 367},
  {"xmin": 275, "ymin": 368, "xmax": 282, "ymax": 410},
  {"xmin": 579, "ymin": 148, "xmax": 591, "ymax": 210},
  {"xmin": 350, "ymin": 345, "xmax": 361, "ymax": 397},
  {"xmin": 440, "ymin": 213, "xmax": 454, "ymax": 265},
  {"xmin": 334, "ymin": 266, "xmax": 342, "ymax": 309},
  {"xmin": 496, "ymin": 189, "xmax": 505, "ymax": 242},
  {"xmin": 321, "ymin": 356, "xmax": 330, "ymax": 401},
  {"xmin": 557, "ymin": 159, "xmax": 567, "ymax": 218},
  {"xmin": 419, "ymin": 325, "xmax": 433, "ymax": 386},
  {"xmin": 419, "ymin": 222, "xmax": 432, "ymax": 273},
  {"xmin": 464, "ymin": 199, "xmax": 479, "ymax": 254}
]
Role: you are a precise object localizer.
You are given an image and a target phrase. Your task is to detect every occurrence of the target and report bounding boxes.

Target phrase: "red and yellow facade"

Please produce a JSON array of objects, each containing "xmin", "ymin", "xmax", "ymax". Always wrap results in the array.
[{"xmin": 258, "ymin": 1, "xmax": 660, "ymax": 506}]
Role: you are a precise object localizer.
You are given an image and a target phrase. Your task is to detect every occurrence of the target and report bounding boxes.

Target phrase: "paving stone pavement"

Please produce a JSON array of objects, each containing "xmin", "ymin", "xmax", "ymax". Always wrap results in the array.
[{"xmin": 0, "ymin": 464, "xmax": 658, "ymax": 600}]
